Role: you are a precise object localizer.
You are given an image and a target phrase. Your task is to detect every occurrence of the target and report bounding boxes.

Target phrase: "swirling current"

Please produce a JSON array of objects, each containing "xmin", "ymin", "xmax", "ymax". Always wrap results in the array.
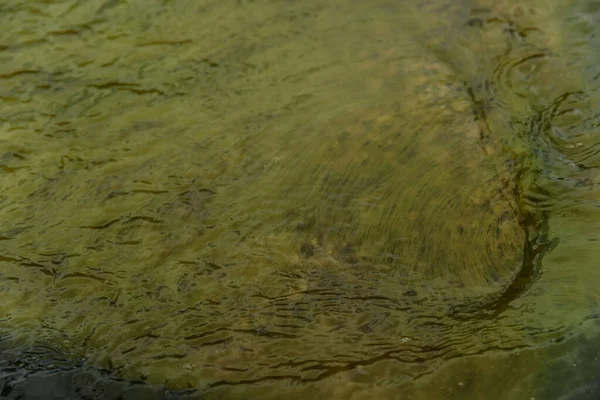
[{"xmin": 1, "ymin": 0, "xmax": 600, "ymax": 399}]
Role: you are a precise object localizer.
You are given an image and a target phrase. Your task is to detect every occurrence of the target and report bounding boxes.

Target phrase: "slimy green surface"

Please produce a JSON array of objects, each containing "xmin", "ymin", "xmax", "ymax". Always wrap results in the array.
[{"xmin": 1, "ymin": 0, "xmax": 600, "ymax": 398}]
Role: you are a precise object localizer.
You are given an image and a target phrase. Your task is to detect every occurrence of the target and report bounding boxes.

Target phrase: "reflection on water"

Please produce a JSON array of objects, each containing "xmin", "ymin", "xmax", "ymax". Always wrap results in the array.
[{"xmin": 1, "ymin": 0, "xmax": 600, "ymax": 398}]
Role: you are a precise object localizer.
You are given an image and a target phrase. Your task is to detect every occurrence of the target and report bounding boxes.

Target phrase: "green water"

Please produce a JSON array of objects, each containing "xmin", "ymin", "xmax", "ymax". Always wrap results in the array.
[{"xmin": 1, "ymin": 0, "xmax": 600, "ymax": 398}]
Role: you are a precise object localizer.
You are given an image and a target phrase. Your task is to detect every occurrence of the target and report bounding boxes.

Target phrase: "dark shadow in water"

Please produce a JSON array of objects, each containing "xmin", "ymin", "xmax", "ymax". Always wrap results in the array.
[
  {"xmin": 2, "ymin": 328, "xmax": 599, "ymax": 400},
  {"xmin": 0, "ymin": 348, "xmax": 199, "ymax": 400},
  {"xmin": 449, "ymin": 82, "xmax": 560, "ymax": 320}
]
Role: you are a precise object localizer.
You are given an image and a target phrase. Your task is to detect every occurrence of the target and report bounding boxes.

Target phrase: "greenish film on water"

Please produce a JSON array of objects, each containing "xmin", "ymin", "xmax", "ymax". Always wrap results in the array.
[{"xmin": 1, "ymin": 0, "xmax": 600, "ymax": 398}]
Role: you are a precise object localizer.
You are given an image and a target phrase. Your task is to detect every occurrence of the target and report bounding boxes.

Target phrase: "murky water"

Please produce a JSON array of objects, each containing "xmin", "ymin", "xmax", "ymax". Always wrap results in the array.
[{"xmin": 1, "ymin": 0, "xmax": 600, "ymax": 398}]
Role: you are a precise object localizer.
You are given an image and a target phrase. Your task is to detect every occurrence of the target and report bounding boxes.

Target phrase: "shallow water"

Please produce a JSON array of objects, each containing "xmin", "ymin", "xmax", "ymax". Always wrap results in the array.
[{"xmin": 1, "ymin": 0, "xmax": 600, "ymax": 398}]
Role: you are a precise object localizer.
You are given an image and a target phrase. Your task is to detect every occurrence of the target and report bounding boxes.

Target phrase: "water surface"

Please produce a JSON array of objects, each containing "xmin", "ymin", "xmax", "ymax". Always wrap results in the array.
[{"xmin": 1, "ymin": 0, "xmax": 600, "ymax": 398}]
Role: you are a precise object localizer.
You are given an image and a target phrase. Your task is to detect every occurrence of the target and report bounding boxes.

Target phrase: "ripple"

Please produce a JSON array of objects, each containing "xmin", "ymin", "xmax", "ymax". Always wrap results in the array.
[{"xmin": 0, "ymin": 0, "xmax": 599, "ymax": 398}]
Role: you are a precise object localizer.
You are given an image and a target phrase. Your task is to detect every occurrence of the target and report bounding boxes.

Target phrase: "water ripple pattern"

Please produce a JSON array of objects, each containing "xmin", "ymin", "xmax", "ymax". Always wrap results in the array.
[{"xmin": 1, "ymin": 0, "xmax": 600, "ymax": 399}]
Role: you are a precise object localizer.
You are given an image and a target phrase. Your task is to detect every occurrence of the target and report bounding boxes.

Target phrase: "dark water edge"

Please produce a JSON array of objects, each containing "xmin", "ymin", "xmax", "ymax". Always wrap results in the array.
[
  {"xmin": 1, "ymin": 328, "xmax": 599, "ymax": 400},
  {"xmin": 0, "ymin": 348, "xmax": 198, "ymax": 400}
]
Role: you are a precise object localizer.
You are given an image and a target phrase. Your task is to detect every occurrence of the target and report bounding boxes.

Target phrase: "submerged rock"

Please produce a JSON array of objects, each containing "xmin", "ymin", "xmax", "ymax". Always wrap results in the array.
[{"xmin": 0, "ymin": 0, "xmax": 599, "ymax": 398}]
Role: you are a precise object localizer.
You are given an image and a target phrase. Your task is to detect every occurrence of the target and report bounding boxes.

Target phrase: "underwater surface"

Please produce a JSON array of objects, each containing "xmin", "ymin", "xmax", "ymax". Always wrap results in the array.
[{"xmin": 1, "ymin": 0, "xmax": 600, "ymax": 398}]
